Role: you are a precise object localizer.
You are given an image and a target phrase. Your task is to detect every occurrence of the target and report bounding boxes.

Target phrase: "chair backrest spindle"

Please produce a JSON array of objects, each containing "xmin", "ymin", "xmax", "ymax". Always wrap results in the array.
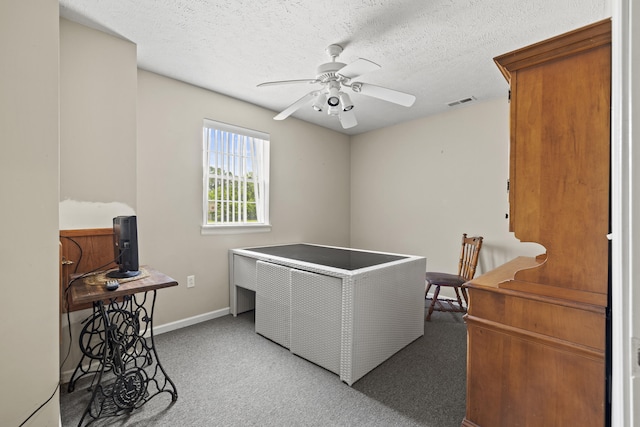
[{"xmin": 457, "ymin": 233, "xmax": 483, "ymax": 281}]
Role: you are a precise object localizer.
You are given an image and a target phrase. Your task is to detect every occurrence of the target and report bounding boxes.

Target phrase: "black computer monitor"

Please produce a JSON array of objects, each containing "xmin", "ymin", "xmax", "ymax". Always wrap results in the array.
[{"xmin": 106, "ymin": 215, "xmax": 141, "ymax": 279}]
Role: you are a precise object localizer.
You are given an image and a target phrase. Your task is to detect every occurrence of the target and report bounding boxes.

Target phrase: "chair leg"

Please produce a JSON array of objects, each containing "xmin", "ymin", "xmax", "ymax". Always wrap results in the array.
[
  {"xmin": 461, "ymin": 287, "xmax": 469, "ymax": 309},
  {"xmin": 453, "ymin": 287, "xmax": 464, "ymax": 309},
  {"xmin": 426, "ymin": 285, "xmax": 441, "ymax": 321}
]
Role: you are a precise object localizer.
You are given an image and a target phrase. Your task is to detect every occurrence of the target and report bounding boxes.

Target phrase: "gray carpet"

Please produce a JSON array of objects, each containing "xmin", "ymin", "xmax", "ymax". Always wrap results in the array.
[{"xmin": 60, "ymin": 308, "xmax": 467, "ymax": 427}]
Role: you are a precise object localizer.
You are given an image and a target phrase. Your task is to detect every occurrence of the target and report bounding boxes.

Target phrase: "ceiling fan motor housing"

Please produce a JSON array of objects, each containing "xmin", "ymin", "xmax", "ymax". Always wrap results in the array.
[{"xmin": 316, "ymin": 62, "xmax": 346, "ymax": 82}]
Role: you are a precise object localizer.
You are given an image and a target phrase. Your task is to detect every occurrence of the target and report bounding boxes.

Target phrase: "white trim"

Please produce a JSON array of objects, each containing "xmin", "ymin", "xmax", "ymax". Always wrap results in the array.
[
  {"xmin": 612, "ymin": 2, "xmax": 638, "ymax": 426},
  {"xmin": 201, "ymin": 224, "xmax": 272, "ymax": 235},
  {"xmin": 203, "ymin": 118, "xmax": 269, "ymax": 140},
  {"xmin": 149, "ymin": 307, "xmax": 230, "ymax": 336}
]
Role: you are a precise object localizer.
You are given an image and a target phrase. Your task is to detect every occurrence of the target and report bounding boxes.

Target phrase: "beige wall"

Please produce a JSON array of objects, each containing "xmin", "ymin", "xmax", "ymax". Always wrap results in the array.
[
  {"xmin": 350, "ymin": 98, "xmax": 543, "ymax": 283},
  {"xmin": 0, "ymin": 1, "xmax": 60, "ymax": 426},
  {"xmin": 58, "ymin": 19, "xmax": 140, "ymax": 378},
  {"xmin": 57, "ymin": 14, "xmax": 543, "ymax": 391},
  {"xmin": 57, "ymin": 18, "xmax": 539, "ymax": 348},
  {"xmin": 136, "ymin": 71, "xmax": 351, "ymax": 325},
  {"xmin": 60, "ymin": 18, "xmax": 137, "ymax": 212},
  {"xmin": 58, "ymin": 21, "xmax": 351, "ymax": 377}
]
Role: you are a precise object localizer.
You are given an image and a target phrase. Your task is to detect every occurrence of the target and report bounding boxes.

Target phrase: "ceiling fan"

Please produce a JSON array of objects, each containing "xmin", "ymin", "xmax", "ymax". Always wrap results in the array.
[{"xmin": 257, "ymin": 44, "xmax": 416, "ymax": 129}]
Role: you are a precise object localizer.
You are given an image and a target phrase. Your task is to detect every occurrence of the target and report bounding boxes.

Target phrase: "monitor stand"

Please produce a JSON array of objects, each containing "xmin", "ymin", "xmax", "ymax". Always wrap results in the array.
[{"xmin": 106, "ymin": 269, "xmax": 141, "ymax": 279}]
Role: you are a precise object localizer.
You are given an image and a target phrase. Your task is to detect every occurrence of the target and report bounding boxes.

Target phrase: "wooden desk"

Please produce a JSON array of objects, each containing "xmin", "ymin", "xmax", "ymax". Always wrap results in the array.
[{"xmin": 67, "ymin": 265, "xmax": 178, "ymax": 426}]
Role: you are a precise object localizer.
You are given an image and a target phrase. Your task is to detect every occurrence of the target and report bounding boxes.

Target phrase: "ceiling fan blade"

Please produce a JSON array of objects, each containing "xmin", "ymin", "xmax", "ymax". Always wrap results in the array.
[
  {"xmin": 352, "ymin": 82, "xmax": 416, "ymax": 107},
  {"xmin": 273, "ymin": 91, "xmax": 318, "ymax": 120},
  {"xmin": 339, "ymin": 109, "xmax": 358, "ymax": 129},
  {"xmin": 338, "ymin": 58, "xmax": 381, "ymax": 79},
  {"xmin": 257, "ymin": 79, "xmax": 318, "ymax": 87}
]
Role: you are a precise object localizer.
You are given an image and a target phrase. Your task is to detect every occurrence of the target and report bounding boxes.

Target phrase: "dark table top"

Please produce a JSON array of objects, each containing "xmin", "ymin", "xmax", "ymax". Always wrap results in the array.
[
  {"xmin": 69, "ymin": 265, "xmax": 178, "ymax": 305},
  {"xmin": 242, "ymin": 244, "xmax": 407, "ymax": 271}
]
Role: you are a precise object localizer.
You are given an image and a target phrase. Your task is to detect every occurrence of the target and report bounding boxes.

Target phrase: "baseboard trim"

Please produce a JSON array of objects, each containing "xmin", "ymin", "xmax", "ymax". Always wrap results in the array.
[
  {"xmin": 151, "ymin": 307, "xmax": 230, "ymax": 336},
  {"xmin": 60, "ymin": 307, "xmax": 231, "ymax": 383}
]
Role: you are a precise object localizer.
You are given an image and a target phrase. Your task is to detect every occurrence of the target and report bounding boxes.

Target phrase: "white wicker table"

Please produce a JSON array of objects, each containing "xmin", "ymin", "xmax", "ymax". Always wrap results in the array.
[{"xmin": 229, "ymin": 243, "xmax": 426, "ymax": 385}]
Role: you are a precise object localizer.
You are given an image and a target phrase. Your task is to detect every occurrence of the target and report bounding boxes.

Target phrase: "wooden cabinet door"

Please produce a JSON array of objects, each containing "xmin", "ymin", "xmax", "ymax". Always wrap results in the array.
[{"xmin": 495, "ymin": 20, "xmax": 611, "ymax": 296}]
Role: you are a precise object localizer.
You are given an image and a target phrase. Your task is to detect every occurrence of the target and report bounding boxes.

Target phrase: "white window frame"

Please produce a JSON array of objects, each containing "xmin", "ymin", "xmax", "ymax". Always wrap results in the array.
[{"xmin": 201, "ymin": 119, "xmax": 270, "ymax": 235}]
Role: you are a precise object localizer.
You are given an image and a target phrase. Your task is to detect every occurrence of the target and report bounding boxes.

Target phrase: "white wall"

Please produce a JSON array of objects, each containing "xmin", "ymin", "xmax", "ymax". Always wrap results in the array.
[
  {"xmin": 136, "ymin": 71, "xmax": 351, "ymax": 325},
  {"xmin": 0, "ymin": 1, "xmax": 60, "ymax": 425},
  {"xmin": 350, "ymin": 98, "xmax": 542, "ymax": 283}
]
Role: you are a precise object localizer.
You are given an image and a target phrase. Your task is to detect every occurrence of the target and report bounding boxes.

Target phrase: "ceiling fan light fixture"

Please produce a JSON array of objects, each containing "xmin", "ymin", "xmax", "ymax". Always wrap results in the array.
[
  {"xmin": 327, "ymin": 86, "xmax": 340, "ymax": 107},
  {"xmin": 328, "ymin": 105, "xmax": 341, "ymax": 116},
  {"xmin": 312, "ymin": 93, "xmax": 327, "ymax": 112},
  {"xmin": 339, "ymin": 92, "xmax": 354, "ymax": 111},
  {"xmin": 327, "ymin": 96, "xmax": 340, "ymax": 107}
]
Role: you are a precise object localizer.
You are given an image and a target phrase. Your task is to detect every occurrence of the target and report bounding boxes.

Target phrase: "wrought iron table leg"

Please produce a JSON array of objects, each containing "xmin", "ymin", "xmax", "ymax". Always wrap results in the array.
[{"xmin": 69, "ymin": 291, "xmax": 178, "ymax": 426}]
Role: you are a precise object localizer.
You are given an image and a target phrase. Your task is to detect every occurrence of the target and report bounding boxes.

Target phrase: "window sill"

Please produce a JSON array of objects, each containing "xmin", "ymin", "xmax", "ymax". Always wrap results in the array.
[{"xmin": 200, "ymin": 223, "xmax": 272, "ymax": 235}]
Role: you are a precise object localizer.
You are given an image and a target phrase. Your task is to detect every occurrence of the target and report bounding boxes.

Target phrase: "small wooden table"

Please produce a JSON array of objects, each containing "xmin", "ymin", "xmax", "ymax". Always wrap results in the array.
[{"xmin": 66, "ymin": 266, "xmax": 178, "ymax": 426}]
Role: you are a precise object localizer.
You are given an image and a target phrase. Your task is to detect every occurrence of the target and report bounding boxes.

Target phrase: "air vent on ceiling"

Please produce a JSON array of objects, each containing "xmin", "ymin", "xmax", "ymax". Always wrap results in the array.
[{"xmin": 447, "ymin": 96, "xmax": 477, "ymax": 107}]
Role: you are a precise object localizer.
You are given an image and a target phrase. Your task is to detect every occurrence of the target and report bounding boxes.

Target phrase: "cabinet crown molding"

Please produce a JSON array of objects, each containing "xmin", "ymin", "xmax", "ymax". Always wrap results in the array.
[{"xmin": 494, "ymin": 18, "xmax": 611, "ymax": 83}]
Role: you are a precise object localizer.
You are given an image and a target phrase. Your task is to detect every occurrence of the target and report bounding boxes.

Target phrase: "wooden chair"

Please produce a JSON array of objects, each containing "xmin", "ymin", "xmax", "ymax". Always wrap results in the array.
[{"xmin": 425, "ymin": 234, "xmax": 483, "ymax": 321}]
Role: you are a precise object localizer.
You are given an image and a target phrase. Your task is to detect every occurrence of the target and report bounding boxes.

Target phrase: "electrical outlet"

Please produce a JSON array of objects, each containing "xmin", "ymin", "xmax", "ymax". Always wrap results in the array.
[{"xmin": 187, "ymin": 275, "xmax": 195, "ymax": 288}]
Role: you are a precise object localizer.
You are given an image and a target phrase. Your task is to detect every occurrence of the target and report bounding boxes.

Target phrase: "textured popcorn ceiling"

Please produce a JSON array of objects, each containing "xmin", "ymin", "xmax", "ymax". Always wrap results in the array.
[{"xmin": 59, "ymin": 0, "xmax": 609, "ymax": 135}]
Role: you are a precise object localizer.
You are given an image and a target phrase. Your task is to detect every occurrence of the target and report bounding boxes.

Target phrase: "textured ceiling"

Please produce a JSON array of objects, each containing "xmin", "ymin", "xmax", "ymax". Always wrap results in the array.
[{"xmin": 58, "ymin": 0, "xmax": 609, "ymax": 135}]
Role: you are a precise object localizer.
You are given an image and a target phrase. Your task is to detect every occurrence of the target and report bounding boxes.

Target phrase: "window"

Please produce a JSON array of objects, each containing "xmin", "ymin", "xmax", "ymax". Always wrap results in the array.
[{"xmin": 202, "ymin": 119, "xmax": 270, "ymax": 234}]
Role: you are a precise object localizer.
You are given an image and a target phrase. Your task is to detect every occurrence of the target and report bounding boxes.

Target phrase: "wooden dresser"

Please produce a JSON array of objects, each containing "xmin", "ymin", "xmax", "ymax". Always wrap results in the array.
[{"xmin": 463, "ymin": 20, "xmax": 611, "ymax": 427}]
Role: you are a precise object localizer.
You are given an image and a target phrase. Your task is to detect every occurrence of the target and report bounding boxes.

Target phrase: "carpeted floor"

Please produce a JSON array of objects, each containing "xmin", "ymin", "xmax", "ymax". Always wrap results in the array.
[{"xmin": 60, "ymin": 308, "xmax": 467, "ymax": 427}]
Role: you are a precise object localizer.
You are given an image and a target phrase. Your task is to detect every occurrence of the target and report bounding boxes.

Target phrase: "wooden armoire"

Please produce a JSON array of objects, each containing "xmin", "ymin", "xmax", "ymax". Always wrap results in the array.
[{"xmin": 463, "ymin": 20, "xmax": 611, "ymax": 427}]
